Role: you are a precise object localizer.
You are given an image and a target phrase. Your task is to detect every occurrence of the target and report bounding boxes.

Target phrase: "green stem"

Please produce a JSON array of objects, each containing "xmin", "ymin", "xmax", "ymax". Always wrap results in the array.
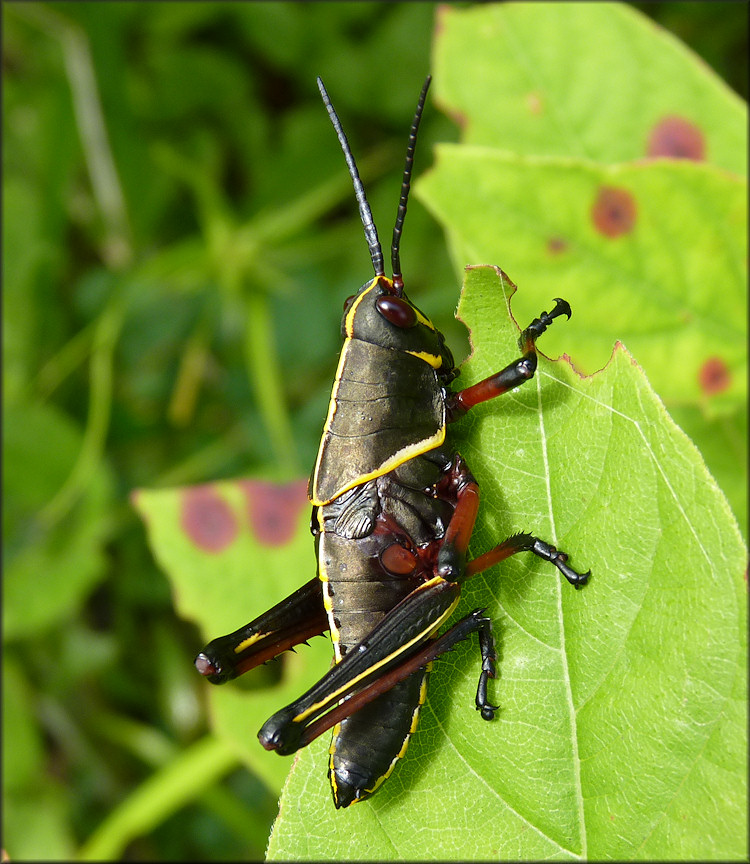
[
  {"xmin": 244, "ymin": 285, "xmax": 299, "ymax": 477},
  {"xmin": 39, "ymin": 294, "xmax": 123, "ymax": 527},
  {"xmin": 35, "ymin": 320, "xmax": 96, "ymax": 399},
  {"xmin": 10, "ymin": 2, "xmax": 133, "ymax": 268},
  {"xmin": 77, "ymin": 734, "xmax": 241, "ymax": 860}
]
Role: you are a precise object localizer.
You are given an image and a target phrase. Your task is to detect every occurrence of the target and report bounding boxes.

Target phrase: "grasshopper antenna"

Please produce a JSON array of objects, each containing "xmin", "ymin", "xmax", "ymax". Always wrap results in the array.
[
  {"xmin": 391, "ymin": 75, "xmax": 431, "ymax": 295},
  {"xmin": 317, "ymin": 77, "xmax": 385, "ymax": 279}
]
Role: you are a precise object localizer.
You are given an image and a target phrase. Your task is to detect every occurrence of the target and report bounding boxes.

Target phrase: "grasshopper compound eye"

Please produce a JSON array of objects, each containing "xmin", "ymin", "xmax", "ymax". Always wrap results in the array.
[{"xmin": 376, "ymin": 295, "xmax": 418, "ymax": 328}]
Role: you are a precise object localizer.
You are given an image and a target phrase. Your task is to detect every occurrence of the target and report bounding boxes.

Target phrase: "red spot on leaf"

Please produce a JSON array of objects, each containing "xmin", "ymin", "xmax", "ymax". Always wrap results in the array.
[
  {"xmin": 241, "ymin": 479, "xmax": 309, "ymax": 547},
  {"xmin": 699, "ymin": 357, "xmax": 731, "ymax": 395},
  {"xmin": 181, "ymin": 486, "xmax": 238, "ymax": 553},
  {"xmin": 591, "ymin": 187, "xmax": 637, "ymax": 238},
  {"xmin": 526, "ymin": 91, "xmax": 544, "ymax": 115},
  {"xmin": 435, "ymin": 4, "xmax": 452, "ymax": 36},
  {"xmin": 647, "ymin": 116, "xmax": 705, "ymax": 161},
  {"xmin": 547, "ymin": 236, "xmax": 568, "ymax": 255}
]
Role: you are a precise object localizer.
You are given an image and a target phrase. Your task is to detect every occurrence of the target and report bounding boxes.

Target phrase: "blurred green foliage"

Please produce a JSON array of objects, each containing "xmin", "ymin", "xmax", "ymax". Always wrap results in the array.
[{"xmin": 2, "ymin": 2, "xmax": 746, "ymax": 860}]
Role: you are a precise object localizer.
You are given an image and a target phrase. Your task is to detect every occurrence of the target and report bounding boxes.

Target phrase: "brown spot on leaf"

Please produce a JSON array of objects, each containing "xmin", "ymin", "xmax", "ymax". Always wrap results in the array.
[
  {"xmin": 435, "ymin": 4, "xmax": 453, "ymax": 37},
  {"xmin": 446, "ymin": 106, "xmax": 468, "ymax": 131},
  {"xmin": 699, "ymin": 357, "xmax": 731, "ymax": 395},
  {"xmin": 181, "ymin": 486, "xmax": 238, "ymax": 553},
  {"xmin": 241, "ymin": 479, "xmax": 309, "ymax": 547},
  {"xmin": 547, "ymin": 236, "xmax": 568, "ymax": 255},
  {"xmin": 526, "ymin": 91, "xmax": 544, "ymax": 115},
  {"xmin": 591, "ymin": 187, "xmax": 637, "ymax": 238},
  {"xmin": 647, "ymin": 116, "xmax": 705, "ymax": 161}
]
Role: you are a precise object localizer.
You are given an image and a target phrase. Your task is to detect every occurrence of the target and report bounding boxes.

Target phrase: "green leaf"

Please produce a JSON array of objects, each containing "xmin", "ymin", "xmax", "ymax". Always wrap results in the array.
[
  {"xmin": 667, "ymin": 404, "xmax": 747, "ymax": 539},
  {"xmin": 132, "ymin": 477, "xmax": 332, "ymax": 797},
  {"xmin": 263, "ymin": 266, "xmax": 746, "ymax": 860},
  {"xmin": 417, "ymin": 0, "xmax": 748, "ymax": 543},
  {"xmin": 417, "ymin": 149, "xmax": 747, "ymax": 420},
  {"xmin": 432, "ymin": 3, "xmax": 747, "ymax": 174}
]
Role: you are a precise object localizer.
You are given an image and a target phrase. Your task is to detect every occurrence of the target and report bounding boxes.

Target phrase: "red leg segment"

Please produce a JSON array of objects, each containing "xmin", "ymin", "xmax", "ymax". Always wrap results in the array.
[{"xmin": 447, "ymin": 298, "xmax": 571, "ymax": 421}]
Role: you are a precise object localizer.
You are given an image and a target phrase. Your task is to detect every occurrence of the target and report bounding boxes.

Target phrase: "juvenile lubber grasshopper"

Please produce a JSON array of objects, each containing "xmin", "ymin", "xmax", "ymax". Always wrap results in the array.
[{"xmin": 195, "ymin": 76, "xmax": 589, "ymax": 808}]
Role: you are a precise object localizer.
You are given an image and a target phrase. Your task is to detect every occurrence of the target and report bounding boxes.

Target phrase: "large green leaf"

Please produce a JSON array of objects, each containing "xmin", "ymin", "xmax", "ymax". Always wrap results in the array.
[
  {"xmin": 417, "ymin": 151, "xmax": 747, "ymax": 417},
  {"xmin": 432, "ymin": 3, "xmax": 746, "ymax": 174},
  {"xmin": 417, "ymin": 0, "xmax": 748, "ymax": 536},
  {"xmin": 262, "ymin": 265, "xmax": 745, "ymax": 860}
]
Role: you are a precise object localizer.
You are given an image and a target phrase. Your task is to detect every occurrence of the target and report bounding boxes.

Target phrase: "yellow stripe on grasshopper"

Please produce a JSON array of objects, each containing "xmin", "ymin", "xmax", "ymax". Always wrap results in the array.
[{"xmin": 291, "ymin": 578, "xmax": 459, "ymax": 725}]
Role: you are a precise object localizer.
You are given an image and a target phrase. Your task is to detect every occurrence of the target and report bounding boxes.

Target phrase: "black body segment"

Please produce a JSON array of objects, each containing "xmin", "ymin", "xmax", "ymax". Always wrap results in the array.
[
  {"xmin": 195, "ymin": 76, "xmax": 590, "ymax": 809},
  {"xmin": 310, "ymin": 337, "xmax": 445, "ymax": 505},
  {"xmin": 329, "ymin": 674, "xmax": 428, "ymax": 807}
]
